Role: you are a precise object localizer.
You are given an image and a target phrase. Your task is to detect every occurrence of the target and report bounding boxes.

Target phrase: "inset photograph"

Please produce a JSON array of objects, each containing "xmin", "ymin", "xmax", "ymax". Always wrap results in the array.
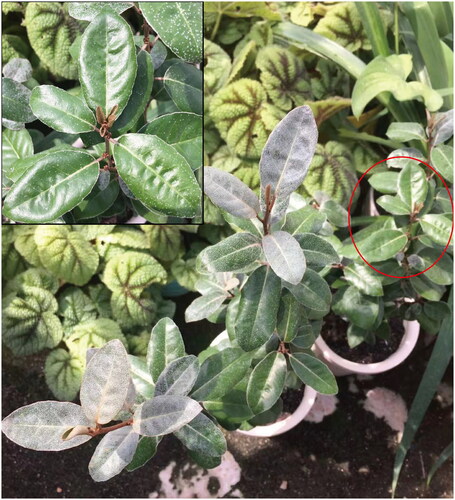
[{"xmin": 2, "ymin": 1, "xmax": 203, "ymax": 224}]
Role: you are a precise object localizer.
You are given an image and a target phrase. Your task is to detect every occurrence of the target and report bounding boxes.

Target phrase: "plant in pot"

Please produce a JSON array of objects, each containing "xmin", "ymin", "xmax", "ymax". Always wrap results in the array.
[
  {"xmin": 186, "ymin": 105, "xmax": 340, "ymax": 437},
  {"xmin": 312, "ymin": 112, "xmax": 453, "ymax": 376}
]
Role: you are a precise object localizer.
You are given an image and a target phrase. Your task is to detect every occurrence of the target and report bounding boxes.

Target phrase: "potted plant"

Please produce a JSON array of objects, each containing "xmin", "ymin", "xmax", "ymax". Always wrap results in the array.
[{"xmin": 186, "ymin": 105, "xmax": 340, "ymax": 436}]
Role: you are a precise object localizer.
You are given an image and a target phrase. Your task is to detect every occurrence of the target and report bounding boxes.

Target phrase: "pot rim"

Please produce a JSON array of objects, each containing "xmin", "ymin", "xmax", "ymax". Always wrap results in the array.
[{"xmin": 313, "ymin": 319, "xmax": 420, "ymax": 376}]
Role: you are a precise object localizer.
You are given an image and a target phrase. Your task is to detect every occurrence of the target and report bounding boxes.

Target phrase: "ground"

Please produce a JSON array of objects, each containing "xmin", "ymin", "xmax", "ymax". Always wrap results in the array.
[{"xmin": 2, "ymin": 296, "xmax": 453, "ymax": 498}]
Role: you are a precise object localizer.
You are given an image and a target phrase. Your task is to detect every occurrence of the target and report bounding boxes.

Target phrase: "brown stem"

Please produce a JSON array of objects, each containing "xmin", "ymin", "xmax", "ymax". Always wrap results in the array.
[
  {"xmin": 104, "ymin": 136, "xmax": 114, "ymax": 169},
  {"xmin": 143, "ymin": 22, "xmax": 152, "ymax": 53},
  {"xmin": 88, "ymin": 419, "xmax": 133, "ymax": 437}
]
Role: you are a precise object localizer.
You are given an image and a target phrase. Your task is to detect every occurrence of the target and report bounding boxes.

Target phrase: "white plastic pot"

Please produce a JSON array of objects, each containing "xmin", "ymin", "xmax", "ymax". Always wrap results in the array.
[
  {"xmin": 209, "ymin": 332, "xmax": 318, "ymax": 437},
  {"xmin": 313, "ymin": 319, "xmax": 420, "ymax": 376}
]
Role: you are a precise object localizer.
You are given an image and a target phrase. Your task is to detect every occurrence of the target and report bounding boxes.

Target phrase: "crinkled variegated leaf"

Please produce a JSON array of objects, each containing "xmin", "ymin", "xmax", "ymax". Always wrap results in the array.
[
  {"xmin": 95, "ymin": 228, "xmax": 149, "ymax": 260},
  {"xmin": 204, "ymin": 39, "xmax": 231, "ymax": 104},
  {"xmin": 4, "ymin": 267, "xmax": 58, "ymax": 296},
  {"xmin": 45, "ymin": 348, "xmax": 84, "ymax": 401},
  {"xmin": 155, "ymin": 355, "xmax": 200, "ymax": 397},
  {"xmin": 89, "ymin": 426, "xmax": 139, "ymax": 482},
  {"xmin": 140, "ymin": 225, "xmax": 182, "ymax": 262},
  {"xmin": 110, "ymin": 292, "xmax": 157, "ymax": 329},
  {"xmin": 12, "ymin": 226, "xmax": 41, "ymax": 267},
  {"xmin": 146, "ymin": 318, "xmax": 185, "ymax": 382},
  {"xmin": 58, "ymin": 287, "xmax": 97, "ymax": 333},
  {"xmin": 2, "ymin": 401, "xmax": 92, "ymax": 451},
  {"xmin": 133, "ymin": 395, "xmax": 202, "ymax": 436},
  {"xmin": 170, "ymin": 258, "xmax": 199, "ymax": 291},
  {"xmin": 35, "ymin": 226, "xmax": 99, "ymax": 286},
  {"xmin": 80, "ymin": 339, "xmax": 131, "ymax": 425}
]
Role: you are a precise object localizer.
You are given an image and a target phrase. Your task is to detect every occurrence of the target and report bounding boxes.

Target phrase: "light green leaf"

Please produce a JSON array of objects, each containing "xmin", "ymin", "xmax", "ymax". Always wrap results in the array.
[
  {"xmin": 79, "ymin": 8, "xmax": 137, "ymax": 115},
  {"xmin": 247, "ymin": 351, "xmax": 286, "ymax": 413},
  {"xmin": 283, "ymin": 205, "xmax": 326, "ymax": 235},
  {"xmin": 419, "ymin": 214, "xmax": 452, "ymax": 246},
  {"xmin": 35, "ymin": 226, "xmax": 99, "ymax": 286},
  {"xmin": 284, "ymin": 268, "xmax": 331, "ymax": 318},
  {"xmin": 141, "ymin": 225, "xmax": 182, "ymax": 262},
  {"xmin": 185, "ymin": 292, "xmax": 227, "ymax": 323},
  {"xmin": 410, "ymin": 248, "xmax": 453, "ymax": 285},
  {"xmin": 2, "ymin": 77, "xmax": 35, "ymax": 123},
  {"xmin": 352, "ymin": 54, "xmax": 443, "ymax": 117},
  {"xmin": 277, "ymin": 291, "xmax": 301, "ymax": 342},
  {"xmin": 344, "ymin": 262, "xmax": 383, "ymax": 296},
  {"xmin": 198, "ymin": 233, "xmax": 262, "ymax": 273},
  {"xmin": 431, "ymin": 145, "xmax": 453, "ymax": 183},
  {"xmin": 174, "ymin": 413, "xmax": 226, "ymax": 457},
  {"xmin": 3, "ymin": 150, "xmax": 99, "ymax": 223},
  {"xmin": 80, "ymin": 339, "xmax": 131, "ymax": 425},
  {"xmin": 68, "ymin": 2, "xmax": 131, "ymax": 20},
  {"xmin": 155, "ymin": 356, "xmax": 200, "ymax": 397},
  {"xmin": 2, "ymin": 401, "xmax": 92, "ymax": 451},
  {"xmin": 133, "ymin": 395, "xmax": 202, "ymax": 436},
  {"xmin": 386, "ymin": 122, "xmax": 426, "ymax": 142},
  {"xmin": 30, "ymin": 85, "xmax": 96, "ymax": 133},
  {"xmin": 164, "ymin": 62, "xmax": 202, "ymax": 115},
  {"xmin": 235, "ymin": 266, "xmax": 281, "ymax": 351},
  {"xmin": 128, "ymin": 355, "xmax": 154, "ymax": 400},
  {"xmin": 332, "ymin": 286, "xmax": 382, "ymax": 330},
  {"xmin": 2, "ymin": 128, "xmax": 33, "ymax": 180},
  {"xmin": 45, "ymin": 348, "xmax": 84, "ymax": 401},
  {"xmin": 294, "ymin": 233, "xmax": 340, "ymax": 267},
  {"xmin": 410, "ymin": 275, "xmax": 446, "ymax": 302},
  {"xmin": 89, "ymin": 426, "xmax": 139, "ymax": 482},
  {"xmin": 113, "ymin": 133, "xmax": 201, "ymax": 218},
  {"xmin": 290, "ymin": 352, "xmax": 338, "ymax": 394},
  {"xmin": 368, "ymin": 171, "xmax": 399, "ymax": 194},
  {"xmin": 356, "ymin": 229, "xmax": 408, "ymax": 262},
  {"xmin": 397, "ymin": 163, "xmax": 428, "ymax": 211},
  {"xmin": 191, "ymin": 348, "xmax": 251, "ymax": 401},
  {"xmin": 139, "ymin": 2, "xmax": 202, "ymax": 63},
  {"xmin": 376, "ymin": 195, "xmax": 411, "ymax": 215},
  {"xmin": 146, "ymin": 318, "xmax": 185, "ymax": 383}
]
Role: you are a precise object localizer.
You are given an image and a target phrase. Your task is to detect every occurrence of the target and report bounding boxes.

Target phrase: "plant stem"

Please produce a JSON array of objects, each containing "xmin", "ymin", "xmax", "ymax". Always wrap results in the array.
[
  {"xmin": 104, "ymin": 136, "xmax": 114, "ymax": 169},
  {"xmin": 88, "ymin": 419, "xmax": 133, "ymax": 437}
]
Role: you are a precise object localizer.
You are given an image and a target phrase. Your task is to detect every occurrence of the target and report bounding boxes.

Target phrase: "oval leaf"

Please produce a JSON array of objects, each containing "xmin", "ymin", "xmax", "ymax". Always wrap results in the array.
[
  {"xmin": 30, "ymin": 85, "xmax": 96, "ymax": 133},
  {"xmin": 113, "ymin": 133, "xmax": 201, "ymax": 218},
  {"xmin": 155, "ymin": 355, "xmax": 200, "ymax": 397},
  {"xmin": 174, "ymin": 413, "xmax": 226, "ymax": 457},
  {"xmin": 3, "ymin": 150, "xmax": 99, "ymax": 223},
  {"xmin": 356, "ymin": 229, "xmax": 408, "ymax": 262},
  {"xmin": 397, "ymin": 163, "xmax": 428, "ymax": 211},
  {"xmin": 164, "ymin": 62, "xmax": 202, "ymax": 115},
  {"xmin": 2, "ymin": 77, "xmax": 35, "ymax": 123},
  {"xmin": 290, "ymin": 352, "xmax": 338, "ymax": 395}
]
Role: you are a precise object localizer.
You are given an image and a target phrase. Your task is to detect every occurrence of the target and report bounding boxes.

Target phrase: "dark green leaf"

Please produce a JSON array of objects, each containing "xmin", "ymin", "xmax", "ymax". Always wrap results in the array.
[
  {"xmin": 290, "ymin": 352, "xmax": 338, "ymax": 394},
  {"xmin": 2, "ymin": 77, "xmax": 35, "ymax": 123},
  {"xmin": 164, "ymin": 62, "xmax": 202, "ymax": 115}
]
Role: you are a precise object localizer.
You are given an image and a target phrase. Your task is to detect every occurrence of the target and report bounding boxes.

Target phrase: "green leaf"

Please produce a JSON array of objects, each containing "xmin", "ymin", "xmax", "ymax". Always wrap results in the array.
[
  {"xmin": 45, "ymin": 348, "xmax": 84, "ymax": 401},
  {"xmin": 386, "ymin": 122, "xmax": 426, "ymax": 142},
  {"xmin": 260, "ymin": 106, "xmax": 318, "ymax": 221},
  {"xmin": 185, "ymin": 292, "xmax": 227, "ymax": 323},
  {"xmin": 155, "ymin": 356, "xmax": 200, "ymax": 397},
  {"xmin": 174, "ymin": 413, "xmax": 226, "ymax": 457},
  {"xmin": 235, "ymin": 266, "xmax": 281, "ymax": 351},
  {"xmin": 411, "ymin": 248, "xmax": 453, "ymax": 285},
  {"xmin": 198, "ymin": 233, "xmax": 262, "ymax": 273},
  {"xmin": 112, "ymin": 50, "xmax": 154, "ymax": 136},
  {"xmin": 30, "ymin": 85, "xmax": 96, "ymax": 133},
  {"xmin": 397, "ymin": 163, "xmax": 428, "ymax": 212},
  {"xmin": 277, "ymin": 291, "xmax": 301, "ymax": 342},
  {"xmin": 392, "ymin": 291, "xmax": 452, "ymax": 494},
  {"xmin": 204, "ymin": 167, "xmax": 260, "ymax": 219},
  {"xmin": 283, "ymin": 205, "xmax": 326, "ymax": 235},
  {"xmin": 284, "ymin": 268, "xmax": 331, "ymax": 318},
  {"xmin": 2, "ymin": 401, "xmax": 92, "ymax": 451},
  {"xmin": 351, "ymin": 55, "xmax": 443, "ymax": 118},
  {"xmin": 128, "ymin": 355, "xmax": 154, "ymax": 400},
  {"xmin": 332, "ymin": 286, "xmax": 382, "ymax": 330},
  {"xmin": 343, "ymin": 262, "xmax": 383, "ymax": 296},
  {"xmin": 164, "ymin": 62, "xmax": 202, "ymax": 115},
  {"xmin": 80, "ymin": 339, "xmax": 131, "ymax": 425},
  {"xmin": 431, "ymin": 145, "xmax": 453, "ymax": 183},
  {"xmin": 72, "ymin": 180, "xmax": 120, "ymax": 220},
  {"xmin": 289, "ymin": 352, "xmax": 338, "ymax": 394},
  {"xmin": 356, "ymin": 229, "xmax": 408, "ymax": 262},
  {"xmin": 65, "ymin": 319, "xmax": 127, "ymax": 357},
  {"xmin": 88, "ymin": 427, "xmax": 139, "ymax": 482},
  {"xmin": 79, "ymin": 8, "xmax": 137, "ymax": 116},
  {"xmin": 410, "ymin": 275, "xmax": 446, "ymax": 302},
  {"xmin": 205, "ymin": 2, "xmax": 281, "ymax": 20},
  {"xmin": 427, "ymin": 442, "xmax": 453, "ymax": 487},
  {"xmin": 3, "ymin": 285, "xmax": 63, "ymax": 356},
  {"xmin": 113, "ymin": 134, "xmax": 201, "ymax": 218},
  {"xmin": 191, "ymin": 348, "xmax": 251, "ymax": 401},
  {"xmin": 3, "ymin": 150, "xmax": 100, "ymax": 223},
  {"xmin": 247, "ymin": 351, "xmax": 286, "ymax": 413},
  {"xmin": 58, "ymin": 287, "xmax": 97, "ymax": 332},
  {"xmin": 24, "ymin": 2, "xmax": 82, "ymax": 79},
  {"xmin": 3, "ymin": 57, "xmax": 33, "ymax": 82},
  {"xmin": 5, "ymin": 266, "xmax": 58, "ymax": 295},
  {"xmin": 419, "ymin": 214, "xmax": 452, "ymax": 246},
  {"xmin": 431, "ymin": 110, "xmax": 453, "ymax": 145},
  {"xmin": 376, "ymin": 195, "xmax": 411, "ymax": 215},
  {"xmin": 2, "ymin": 77, "xmax": 35, "ymax": 123},
  {"xmin": 204, "ymin": 389, "xmax": 254, "ymax": 426},
  {"xmin": 141, "ymin": 225, "xmax": 182, "ymax": 262},
  {"xmin": 146, "ymin": 318, "xmax": 185, "ymax": 383},
  {"xmin": 294, "ymin": 233, "xmax": 340, "ymax": 267},
  {"xmin": 126, "ymin": 436, "xmax": 158, "ymax": 472},
  {"xmin": 141, "ymin": 112, "xmax": 201, "ymax": 170},
  {"xmin": 2, "ymin": 128, "xmax": 33, "ymax": 180},
  {"xmin": 262, "ymin": 231, "xmax": 306, "ymax": 284},
  {"xmin": 133, "ymin": 395, "xmax": 202, "ymax": 436},
  {"xmin": 139, "ymin": 2, "xmax": 202, "ymax": 63},
  {"xmin": 368, "ymin": 171, "xmax": 399, "ymax": 194},
  {"xmin": 68, "ymin": 2, "xmax": 131, "ymax": 20},
  {"xmin": 35, "ymin": 226, "xmax": 99, "ymax": 286}
]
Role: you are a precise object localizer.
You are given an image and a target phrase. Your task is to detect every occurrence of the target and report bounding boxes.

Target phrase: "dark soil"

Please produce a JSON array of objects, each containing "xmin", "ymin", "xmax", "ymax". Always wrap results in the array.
[
  {"xmin": 282, "ymin": 388, "xmax": 304, "ymax": 414},
  {"xmin": 321, "ymin": 314, "xmax": 404, "ymax": 363},
  {"xmin": 2, "ymin": 303, "xmax": 452, "ymax": 498}
]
